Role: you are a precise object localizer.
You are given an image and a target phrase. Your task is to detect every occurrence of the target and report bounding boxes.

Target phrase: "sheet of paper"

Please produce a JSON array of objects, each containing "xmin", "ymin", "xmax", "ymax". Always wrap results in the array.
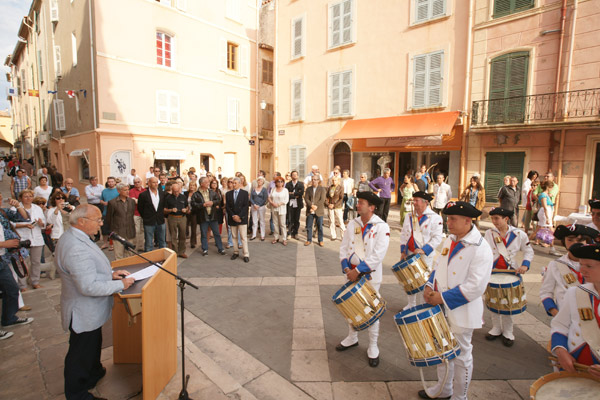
[{"xmin": 129, "ymin": 265, "xmax": 159, "ymax": 281}]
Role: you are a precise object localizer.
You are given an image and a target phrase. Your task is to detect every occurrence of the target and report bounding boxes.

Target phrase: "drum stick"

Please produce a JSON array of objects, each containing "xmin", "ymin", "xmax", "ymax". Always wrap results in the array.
[
  {"xmin": 492, "ymin": 269, "xmax": 518, "ymax": 274},
  {"xmin": 548, "ymin": 356, "xmax": 590, "ymax": 372}
]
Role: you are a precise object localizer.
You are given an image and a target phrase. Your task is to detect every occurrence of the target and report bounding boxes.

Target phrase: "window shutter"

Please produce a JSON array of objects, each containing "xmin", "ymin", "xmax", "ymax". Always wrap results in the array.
[
  {"xmin": 488, "ymin": 57, "xmax": 508, "ymax": 123},
  {"xmin": 484, "ymin": 152, "xmax": 504, "ymax": 202},
  {"xmin": 505, "ymin": 54, "xmax": 528, "ymax": 123},
  {"xmin": 37, "ymin": 50, "xmax": 43, "ymax": 83},
  {"xmin": 413, "ymin": 54, "xmax": 427, "ymax": 108},
  {"xmin": 428, "ymin": 51, "xmax": 443, "ymax": 106},
  {"xmin": 431, "ymin": 0, "xmax": 445, "ymax": 18},
  {"xmin": 53, "ymin": 99, "xmax": 65, "ymax": 131},
  {"xmin": 298, "ymin": 146, "xmax": 306, "ymax": 178},
  {"xmin": 330, "ymin": 73, "xmax": 340, "ymax": 116},
  {"xmin": 71, "ymin": 33, "xmax": 77, "ymax": 67},
  {"xmin": 330, "ymin": 4, "xmax": 341, "ymax": 47},
  {"xmin": 228, "ymin": 98, "xmax": 238, "ymax": 131},
  {"xmin": 169, "ymin": 93, "xmax": 180, "ymax": 124},
  {"xmin": 341, "ymin": 70, "xmax": 352, "ymax": 115},
  {"xmin": 493, "ymin": 0, "xmax": 512, "ymax": 17},
  {"xmin": 54, "ymin": 46, "xmax": 62, "ymax": 78},
  {"xmin": 290, "ymin": 147, "xmax": 298, "ymax": 174},
  {"xmin": 240, "ymin": 45, "xmax": 248, "ymax": 77},
  {"xmin": 505, "ymin": 152, "xmax": 525, "ymax": 185},
  {"xmin": 416, "ymin": 0, "xmax": 429, "ymax": 22},
  {"xmin": 515, "ymin": 0, "xmax": 534, "ymax": 12},
  {"xmin": 156, "ymin": 91, "xmax": 169, "ymax": 123},
  {"xmin": 50, "ymin": 0, "xmax": 59, "ymax": 22},
  {"xmin": 342, "ymin": 0, "xmax": 353, "ymax": 44},
  {"xmin": 262, "ymin": 59, "xmax": 268, "ymax": 83},
  {"xmin": 220, "ymin": 38, "xmax": 227, "ymax": 70},
  {"xmin": 292, "ymin": 17, "xmax": 304, "ymax": 58},
  {"xmin": 292, "ymin": 79, "xmax": 302, "ymax": 120}
]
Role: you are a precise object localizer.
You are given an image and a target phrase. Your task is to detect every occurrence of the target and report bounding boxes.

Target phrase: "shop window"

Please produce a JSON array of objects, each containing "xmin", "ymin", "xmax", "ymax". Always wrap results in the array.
[{"xmin": 484, "ymin": 152, "xmax": 524, "ymax": 203}]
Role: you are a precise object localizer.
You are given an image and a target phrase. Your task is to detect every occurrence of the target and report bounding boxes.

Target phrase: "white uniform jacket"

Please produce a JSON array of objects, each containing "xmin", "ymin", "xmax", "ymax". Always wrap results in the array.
[
  {"xmin": 340, "ymin": 214, "xmax": 390, "ymax": 285},
  {"xmin": 399, "ymin": 207, "xmax": 443, "ymax": 267},
  {"xmin": 483, "ymin": 226, "xmax": 534, "ymax": 270},
  {"xmin": 426, "ymin": 226, "xmax": 493, "ymax": 329},
  {"xmin": 540, "ymin": 254, "xmax": 582, "ymax": 315},
  {"xmin": 550, "ymin": 283, "xmax": 600, "ymax": 365}
]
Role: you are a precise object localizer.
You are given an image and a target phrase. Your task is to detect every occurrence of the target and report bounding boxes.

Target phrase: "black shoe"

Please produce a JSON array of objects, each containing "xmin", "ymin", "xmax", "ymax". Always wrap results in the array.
[
  {"xmin": 249, "ymin": 237, "xmax": 256, "ymax": 241},
  {"xmin": 368, "ymin": 356, "xmax": 379, "ymax": 368},
  {"xmin": 243, "ymin": 257, "xmax": 250, "ymax": 263},
  {"xmin": 202, "ymin": 250, "xmax": 208, "ymax": 256},
  {"xmin": 502, "ymin": 336, "xmax": 514, "ymax": 347},
  {"xmin": 418, "ymin": 390, "xmax": 450, "ymax": 399},
  {"xmin": 485, "ymin": 333, "xmax": 501, "ymax": 341},
  {"xmin": 86, "ymin": 366, "xmax": 106, "ymax": 389},
  {"xmin": 335, "ymin": 342, "xmax": 358, "ymax": 352},
  {"xmin": 218, "ymin": 249, "xmax": 226, "ymax": 255},
  {"xmin": 231, "ymin": 254, "xmax": 239, "ymax": 260}
]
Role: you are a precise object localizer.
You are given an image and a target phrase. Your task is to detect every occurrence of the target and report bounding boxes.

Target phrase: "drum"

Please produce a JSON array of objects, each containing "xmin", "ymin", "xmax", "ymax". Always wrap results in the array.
[
  {"xmin": 394, "ymin": 304, "xmax": 460, "ymax": 367},
  {"xmin": 391, "ymin": 254, "xmax": 430, "ymax": 295},
  {"xmin": 484, "ymin": 272, "xmax": 527, "ymax": 315},
  {"xmin": 331, "ymin": 276, "xmax": 386, "ymax": 331},
  {"xmin": 530, "ymin": 371, "xmax": 600, "ymax": 399}
]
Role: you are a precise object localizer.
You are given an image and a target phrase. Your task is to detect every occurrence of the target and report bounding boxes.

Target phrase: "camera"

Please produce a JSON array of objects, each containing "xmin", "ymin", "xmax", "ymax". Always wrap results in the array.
[{"xmin": 15, "ymin": 240, "xmax": 31, "ymax": 249}]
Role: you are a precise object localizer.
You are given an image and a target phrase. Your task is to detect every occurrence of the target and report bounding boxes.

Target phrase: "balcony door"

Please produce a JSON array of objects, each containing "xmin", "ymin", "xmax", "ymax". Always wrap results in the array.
[{"xmin": 488, "ymin": 52, "xmax": 529, "ymax": 124}]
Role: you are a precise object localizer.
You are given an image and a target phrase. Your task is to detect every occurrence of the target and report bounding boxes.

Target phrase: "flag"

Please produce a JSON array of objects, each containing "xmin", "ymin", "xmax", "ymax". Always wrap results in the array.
[
  {"xmin": 65, "ymin": 90, "xmax": 76, "ymax": 98},
  {"xmin": 7, "ymin": 87, "xmax": 16, "ymax": 96},
  {"xmin": 28, "ymin": 89, "xmax": 39, "ymax": 97},
  {"xmin": 47, "ymin": 90, "xmax": 57, "ymax": 94}
]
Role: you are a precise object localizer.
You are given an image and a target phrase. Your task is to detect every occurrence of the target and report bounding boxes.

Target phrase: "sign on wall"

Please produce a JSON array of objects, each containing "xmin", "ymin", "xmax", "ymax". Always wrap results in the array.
[{"xmin": 110, "ymin": 150, "xmax": 131, "ymax": 182}]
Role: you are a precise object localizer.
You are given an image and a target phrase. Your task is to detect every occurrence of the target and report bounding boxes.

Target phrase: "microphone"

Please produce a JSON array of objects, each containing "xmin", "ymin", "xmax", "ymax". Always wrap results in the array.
[{"xmin": 109, "ymin": 232, "xmax": 135, "ymax": 249}]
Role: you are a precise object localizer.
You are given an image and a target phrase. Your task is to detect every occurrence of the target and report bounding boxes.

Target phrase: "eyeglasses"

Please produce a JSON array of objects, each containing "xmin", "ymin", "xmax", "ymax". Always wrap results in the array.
[{"xmin": 82, "ymin": 217, "xmax": 103, "ymax": 223}]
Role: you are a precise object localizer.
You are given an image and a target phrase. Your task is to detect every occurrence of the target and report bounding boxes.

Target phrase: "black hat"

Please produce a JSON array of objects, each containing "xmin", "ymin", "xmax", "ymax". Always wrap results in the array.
[
  {"xmin": 413, "ymin": 191, "xmax": 433, "ymax": 202},
  {"xmin": 569, "ymin": 243, "xmax": 600, "ymax": 261},
  {"xmin": 554, "ymin": 224, "xmax": 599, "ymax": 240},
  {"xmin": 489, "ymin": 207, "xmax": 514, "ymax": 218},
  {"xmin": 442, "ymin": 201, "xmax": 482, "ymax": 218},
  {"xmin": 589, "ymin": 199, "xmax": 600, "ymax": 210},
  {"xmin": 357, "ymin": 191, "xmax": 383, "ymax": 207}
]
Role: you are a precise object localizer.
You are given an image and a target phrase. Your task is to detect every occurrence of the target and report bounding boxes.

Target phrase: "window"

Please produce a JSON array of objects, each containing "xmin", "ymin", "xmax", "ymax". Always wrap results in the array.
[
  {"xmin": 493, "ymin": 0, "xmax": 534, "ymax": 18},
  {"xmin": 71, "ymin": 33, "xmax": 77, "ymax": 67},
  {"xmin": 80, "ymin": 156, "xmax": 90, "ymax": 180},
  {"xmin": 156, "ymin": 32, "xmax": 173, "ymax": 67},
  {"xmin": 329, "ymin": 0, "xmax": 354, "ymax": 49},
  {"xmin": 37, "ymin": 50, "xmax": 43, "ymax": 83},
  {"xmin": 414, "ymin": 0, "xmax": 446, "ymax": 24},
  {"xmin": 488, "ymin": 51, "xmax": 529, "ymax": 124},
  {"xmin": 291, "ymin": 15, "xmax": 305, "ymax": 59},
  {"xmin": 53, "ymin": 99, "xmax": 66, "ymax": 131},
  {"xmin": 289, "ymin": 145, "xmax": 307, "ymax": 178},
  {"xmin": 262, "ymin": 59, "xmax": 273, "ymax": 84},
  {"xmin": 291, "ymin": 79, "xmax": 303, "ymax": 121},
  {"xmin": 227, "ymin": 98, "xmax": 240, "ymax": 131},
  {"xmin": 54, "ymin": 45, "xmax": 62, "ymax": 78},
  {"xmin": 226, "ymin": 0, "xmax": 241, "ymax": 22},
  {"xmin": 328, "ymin": 70, "xmax": 352, "ymax": 117},
  {"xmin": 262, "ymin": 103, "xmax": 273, "ymax": 131},
  {"xmin": 227, "ymin": 42, "xmax": 238, "ymax": 70},
  {"xmin": 21, "ymin": 70, "xmax": 27, "ymax": 95},
  {"xmin": 412, "ymin": 50, "xmax": 443, "ymax": 108},
  {"xmin": 220, "ymin": 39, "xmax": 247, "ymax": 76},
  {"xmin": 484, "ymin": 152, "xmax": 524, "ymax": 202},
  {"xmin": 156, "ymin": 90, "xmax": 180, "ymax": 125}
]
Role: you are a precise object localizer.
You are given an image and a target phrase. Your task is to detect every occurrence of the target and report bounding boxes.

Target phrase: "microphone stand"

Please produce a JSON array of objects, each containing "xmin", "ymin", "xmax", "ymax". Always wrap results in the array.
[{"xmin": 123, "ymin": 245, "xmax": 198, "ymax": 400}]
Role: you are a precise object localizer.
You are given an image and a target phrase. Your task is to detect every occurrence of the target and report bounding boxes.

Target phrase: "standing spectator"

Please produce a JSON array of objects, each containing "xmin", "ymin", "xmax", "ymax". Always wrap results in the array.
[
  {"xmin": 304, "ymin": 175, "xmax": 326, "ymax": 247},
  {"xmin": 46, "ymin": 192, "xmax": 71, "ymax": 249},
  {"xmin": 497, "ymin": 175, "xmax": 511, "ymax": 199},
  {"xmin": 533, "ymin": 181, "xmax": 555, "ymax": 246},
  {"xmin": 432, "ymin": 173, "xmax": 452, "ymax": 234},
  {"xmin": 210, "ymin": 179, "xmax": 225, "ymax": 236},
  {"xmin": 13, "ymin": 190, "xmax": 46, "ymax": 290},
  {"xmin": 137, "ymin": 177, "xmax": 167, "ymax": 251},
  {"xmin": 85, "ymin": 176, "xmax": 104, "ymax": 244},
  {"xmin": 399, "ymin": 175, "xmax": 419, "ymax": 225},
  {"xmin": 415, "ymin": 172, "xmax": 426, "ymax": 192},
  {"xmin": 198, "ymin": 163, "xmax": 207, "ymax": 178},
  {"xmin": 269, "ymin": 177, "xmax": 289, "ymax": 245},
  {"xmin": 325, "ymin": 176, "xmax": 345, "ymax": 241},
  {"xmin": 185, "ymin": 181, "xmax": 198, "ymax": 248},
  {"xmin": 105, "ymin": 184, "xmax": 136, "ymax": 260},
  {"xmin": 33, "ymin": 176, "xmax": 53, "ymax": 203},
  {"xmin": 250, "ymin": 177, "xmax": 268, "ymax": 241},
  {"xmin": 369, "ymin": 168, "xmax": 395, "ymax": 222},
  {"xmin": 459, "ymin": 176, "xmax": 486, "ymax": 228},
  {"xmin": 192, "ymin": 177, "xmax": 226, "ymax": 256},
  {"xmin": 521, "ymin": 170, "xmax": 538, "ymax": 207},
  {"xmin": 251, "ymin": 170, "xmax": 267, "ymax": 190},
  {"xmin": 129, "ymin": 177, "xmax": 146, "ymax": 251},
  {"xmin": 304, "ymin": 165, "xmax": 323, "ymax": 186},
  {"xmin": 357, "ymin": 173, "xmax": 371, "ymax": 193},
  {"xmin": 0, "ymin": 157, "xmax": 5, "ymax": 181},
  {"xmin": 329, "ymin": 165, "xmax": 342, "ymax": 180},
  {"xmin": 126, "ymin": 169, "xmax": 139, "ymax": 188},
  {"xmin": 419, "ymin": 165, "xmax": 431, "ymax": 190},
  {"xmin": 346, "ymin": 188, "xmax": 358, "ymax": 220},
  {"xmin": 286, "ymin": 171, "xmax": 304, "ymax": 240},
  {"xmin": 145, "ymin": 165, "xmax": 155, "ymax": 181},
  {"xmin": 158, "ymin": 173, "xmax": 168, "ymax": 191},
  {"xmin": 523, "ymin": 180, "xmax": 539, "ymax": 235},
  {"xmin": 498, "ymin": 176, "xmax": 521, "ymax": 227},
  {"xmin": 165, "ymin": 182, "xmax": 188, "ymax": 258},
  {"xmin": 226, "ymin": 177, "xmax": 250, "ymax": 262},
  {"xmin": 534, "ymin": 171, "xmax": 560, "ymax": 204},
  {"xmin": 49, "ymin": 165, "xmax": 63, "ymax": 191},
  {"xmin": 61, "ymin": 178, "xmax": 81, "ymax": 205},
  {"xmin": 11, "ymin": 169, "xmax": 31, "ymax": 199},
  {"xmin": 21, "ymin": 159, "xmax": 33, "ymax": 177},
  {"xmin": 342, "ymin": 170, "xmax": 354, "ymax": 223},
  {"xmin": 99, "ymin": 177, "xmax": 119, "ymax": 250}
]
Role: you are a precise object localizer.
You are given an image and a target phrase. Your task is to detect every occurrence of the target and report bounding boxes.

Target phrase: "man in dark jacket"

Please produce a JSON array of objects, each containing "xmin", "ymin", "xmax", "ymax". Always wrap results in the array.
[
  {"xmin": 285, "ymin": 171, "xmax": 304, "ymax": 239},
  {"xmin": 191, "ymin": 177, "xmax": 226, "ymax": 256},
  {"xmin": 225, "ymin": 177, "xmax": 249, "ymax": 262},
  {"xmin": 498, "ymin": 176, "xmax": 521, "ymax": 227},
  {"xmin": 105, "ymin": 183, "xmax": 136, "ymax": 259},
  {"xmin": 137, "ymin": 177, "xmax": 166, "ymax": 251}
]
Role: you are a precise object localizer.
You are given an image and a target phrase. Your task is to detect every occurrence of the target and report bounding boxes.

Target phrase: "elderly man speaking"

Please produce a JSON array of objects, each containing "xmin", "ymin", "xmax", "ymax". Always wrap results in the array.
[{"xmin": 56, "ymin": 204, "xmax": 134, "ymax": 400}]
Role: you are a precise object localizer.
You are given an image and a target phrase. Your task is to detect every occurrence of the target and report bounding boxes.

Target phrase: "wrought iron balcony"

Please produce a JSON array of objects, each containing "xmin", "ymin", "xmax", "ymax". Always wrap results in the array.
[{"xmin": 471, "ymin": 88, "xmax": 600, "ymax": 127}]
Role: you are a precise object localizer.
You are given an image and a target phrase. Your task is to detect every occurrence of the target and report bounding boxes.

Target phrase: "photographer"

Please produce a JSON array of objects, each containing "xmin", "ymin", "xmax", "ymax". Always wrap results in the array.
[{"xmin": 46, "ymin": 191, "xmax": 74, "ymax": 246}]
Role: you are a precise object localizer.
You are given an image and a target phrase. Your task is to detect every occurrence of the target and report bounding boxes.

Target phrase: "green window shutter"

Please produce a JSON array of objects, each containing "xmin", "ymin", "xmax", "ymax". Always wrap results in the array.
[
  {"xmin": 488, "ymin": 57, "xmax": 508, "ymax": 124},
  {"xmin": 494, "ymin": 0, "xmax": 534, "ymax": 18},
  {"xmin": 504, "ymin": 152, "xmax": 525, "ymax": 185},
  {"xmin": 484, "ymin": 152, "xmax": 525, "ymax": 202},
  {"xmin": 488, "ymin": 52, "xmax": 529, "ymax": 124}
]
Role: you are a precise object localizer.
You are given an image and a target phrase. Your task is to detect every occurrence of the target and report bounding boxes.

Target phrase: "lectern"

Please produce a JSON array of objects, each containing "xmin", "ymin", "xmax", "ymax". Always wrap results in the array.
[{"xmin": 111, "ymin": 248, "xmax": 178, "ymax": 400}]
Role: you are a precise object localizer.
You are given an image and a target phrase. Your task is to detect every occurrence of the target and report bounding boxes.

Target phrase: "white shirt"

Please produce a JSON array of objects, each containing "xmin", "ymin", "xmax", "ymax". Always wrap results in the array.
[
  {"xmin": 342, "ymin": 178, "xmax": 355, "ymax": 195},
  {"xmin": 399, "ymin": 207, "xmax": 444, "ymax": 267},
  {"xmin": 432, "ymin": 182, "xmax": 452, "ymax": 209},
  {"xmin": 483, "ymin": 225, "xmax": 534, "ymax": 270},
  {"xmin": 33, "ymin": 185, "xmax": 53, "ymax": 201},
  {"xmin": 46, "ymin": 207, "xmax": 64, "ymax": 239},
  {"xmin": 85, "ymin": 184, "xmax": 104, "ymax": 204},
  {"xmin": 270, "ymin": 188, "xmax": 290, "ymax": 215},
  {"xmin": 149, "ymin": 189, "xmax": 160, "ymax": 211},
  {"xmin": 11, "ymin": 204, "xmax": 46, "ymax": 247},
  {"xmin": 521, "ymin": 178, "xmax": 532, "ymax": 206},
  {"xmin": 145, "ymin": 171, "xmax": 154, "ymax": 179},
  {"xmin": 127, "ymin": 174, "xmax": 139, "ymax": 186}
]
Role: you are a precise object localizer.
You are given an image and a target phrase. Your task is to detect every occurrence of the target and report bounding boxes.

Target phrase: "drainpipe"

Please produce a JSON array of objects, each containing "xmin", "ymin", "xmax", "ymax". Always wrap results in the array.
[
  {"xmin": 89, "ymin": 0, "xmax": 97, "ymax": 131},
  {"xmin": 460, "ymin": 0, "xmax": 475, "ymax": 192},
  {"xmin": 563, "ymin": 0, "xmax": 578, "ymax": 118},
  {"xmin": 555, "ymin": 128, "xmax": 566, "ymax": 214},
  {"xmin": 273, "ymin": 0, "xmax": 278, "ymax": 173},
  {"xmin": 552, "ymin": 0, "xmax": 568, "ymax": 122}
]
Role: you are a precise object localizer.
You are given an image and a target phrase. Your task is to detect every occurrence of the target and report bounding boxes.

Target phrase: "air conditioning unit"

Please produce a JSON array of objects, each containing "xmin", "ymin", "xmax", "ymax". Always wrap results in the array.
[{"xmin": 38, "ymin": 131, "xmax": 50, "ymax": 146}]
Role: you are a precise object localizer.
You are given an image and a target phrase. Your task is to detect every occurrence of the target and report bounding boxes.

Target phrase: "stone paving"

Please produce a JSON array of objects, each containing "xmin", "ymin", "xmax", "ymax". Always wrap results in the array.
[{"xmin": 0, "ymin": 182, "xmax": 563, "ymax": 399}]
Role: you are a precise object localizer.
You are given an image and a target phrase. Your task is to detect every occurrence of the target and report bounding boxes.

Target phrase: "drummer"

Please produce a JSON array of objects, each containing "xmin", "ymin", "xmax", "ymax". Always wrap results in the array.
[
  {"xmin": 337, "ymin": 191, "xmax": 390, "ymax": 368},
  {"xmin": 550, "ymin": 242, "xmax": 600, "ymax": 379},
  {"xmin": 421, "ymin": 201, "xmax": 492, "ymax": 400},
  {"xmin": 399, "ymin": 191, "xmax": 443, "ymax": 309},
  {"xmin": 539, "ymin": 224, "xmax": 598, "ymax": 316},
  {"xmin": 483, "ymin": 207, "xmax": 534, "ymax": 346},
  {"xmin": 586, "ymin": 200, "xmax": 600, "ymax": 240}
]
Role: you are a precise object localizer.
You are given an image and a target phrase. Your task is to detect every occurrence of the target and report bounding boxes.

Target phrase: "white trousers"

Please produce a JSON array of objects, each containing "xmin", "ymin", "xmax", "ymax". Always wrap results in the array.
[
  {"xmin": 427, "ymin": 326, "xmax": 474, "ymax": 400},
  {"xmin": 231, "ymin": 225, "xmax": 249, "ymax": 257},
  {"xmin": 489, "ymin": 313, "xmax": 514, "ymax": 340},
  {"xmin": 251, "ymin": 205, "xmax": 266, "ymax": 239},
  {"xmin": 340, "ymin": 281, "xmax": 381, "ymax": 359},
  {"xmin": 404, "ymin": 291, "xmax": 426, "ymax": 310},
  {"xmin": 328, "ymin": 208, "xmax": 345, "ymax": 239},
  {"xmin": 272, "ymin": 210, "xmax": 287, "ymax": 241}
]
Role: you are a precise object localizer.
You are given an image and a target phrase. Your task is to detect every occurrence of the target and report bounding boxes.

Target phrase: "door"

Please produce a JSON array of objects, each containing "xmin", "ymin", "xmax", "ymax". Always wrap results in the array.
[{"xmin": 333, "ymin": 142, "xmax": 351, "ymax": 172}]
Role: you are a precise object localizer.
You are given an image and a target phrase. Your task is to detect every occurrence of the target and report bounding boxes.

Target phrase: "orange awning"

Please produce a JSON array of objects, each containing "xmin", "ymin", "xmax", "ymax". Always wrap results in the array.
[{"xmin": 334, "ymin": 111, "xmax": 460, "ymax": 140}]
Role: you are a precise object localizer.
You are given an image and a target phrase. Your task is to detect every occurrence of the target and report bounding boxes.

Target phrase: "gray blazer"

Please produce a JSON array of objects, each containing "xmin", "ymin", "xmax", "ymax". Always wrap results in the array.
[{"xmin": 56, "ymin": 227, "xmax": 124, "ymax": 333}]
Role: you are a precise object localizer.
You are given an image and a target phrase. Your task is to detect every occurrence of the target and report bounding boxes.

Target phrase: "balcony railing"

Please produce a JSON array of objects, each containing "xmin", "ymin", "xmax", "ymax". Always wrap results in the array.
[{"xmin": 471, "ymin": 88, "xmax": 600, "ymax": 127}]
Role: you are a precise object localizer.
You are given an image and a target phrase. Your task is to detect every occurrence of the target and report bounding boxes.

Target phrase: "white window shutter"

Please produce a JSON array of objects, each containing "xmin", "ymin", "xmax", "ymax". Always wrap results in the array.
[
  {"xmin": 292, "ymin": 17, "xmax": 304, "ymax": 58},
  {"xmin": 428, "ymin": 51, "xmax": 443, "ymax": 106},
  {"xmin": 431, "ymin": 0, "xmax": 445, "ymax": 18},
  {"xmin": 240, "ymin": 45, "xmax": 248, "ymax": 77},
  {"xmin": 156, "ymin": 91, "xmax": 169, "ymax": 123},
  {"xmin": 290, "ymin": 147, "xmax": 298, "ymax": 173},
  {"xmin": 341, "ymin": 70, "xmax": 352, "ymax": 115},
  {"xmin": 71, "ymin": 33, "xmax": 77, "ymax": 67},
  {"xmin": 53, "ymin": 99, "xmax": 65, "ymax": 131},
  {"xmin": 330, "ymin": 4, "xmax": 341, "ymax": 48},
  {"xmin": 413, "ymin": 54, "xmax": 427, "ymax": 108},
  {"xmin": 176, "ymin": 0, "xmax": 187, "ymax": 11},
  {"xmin": 342, "ymin": 0, "xmax": 353, "ymax": 44},
  {"xmin": 298, "ymin": 147, "xmax": 306, "ymax": 178},
  {"xmin": 54, "ymin": 46, "xmax": 62, "ymax": 78},
  {"xmin": 416, "ymin": 0, "xmax": 429, "ymax": 22},
  {"xmin": 169, "ymin": 93, "xmax": 180, "ymax": 124},
  {"xmin": 220, "ymin": 38, "xmax": 227, "ymax": 70},
  {"xmin": 292, "ymin": 79, "xmax": 303, "ymax": 120},
  {"xmin": 50, "ymin": 0, "xmax": 59, "ymax": 22},
  {"xmin": 330, "ymin": 73, "xmax": 340, "ymax": 116}
]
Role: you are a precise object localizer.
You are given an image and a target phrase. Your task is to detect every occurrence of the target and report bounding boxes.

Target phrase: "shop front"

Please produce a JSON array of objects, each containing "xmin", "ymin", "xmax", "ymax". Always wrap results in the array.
[{"xmin": 153, "ymin": 149, "xmax": 186, "ymax": 176}]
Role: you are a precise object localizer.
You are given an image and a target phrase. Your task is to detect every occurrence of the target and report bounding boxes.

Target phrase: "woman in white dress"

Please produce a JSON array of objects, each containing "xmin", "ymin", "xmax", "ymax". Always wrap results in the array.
[
  {"xmin": 33, "ymin": 176, "xmax": 53, "ymax": 203},
  {"xmin": 268, "ymin": 177, "xmax": 289, "ymax": 246}
]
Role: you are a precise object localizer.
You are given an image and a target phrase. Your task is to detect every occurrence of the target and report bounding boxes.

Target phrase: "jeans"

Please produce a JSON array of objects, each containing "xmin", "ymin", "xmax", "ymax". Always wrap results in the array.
[
  {"xmin": 306, "ymin": 214, "xmax": 323, "ymax": 243},
  {"xmin": 200, "ymin": 220, "xmax": 224, "ymax": 252},
  {"xmin": 144, "ymin": 223, "xmax": 166, "ymax": 252},
  {"xmin": 0, "ymin": 261, "xmax": 19, "ymax": 326},
  {"xmin": 377, "ymin": 197, "xmax": 391, "ymax": 222}
]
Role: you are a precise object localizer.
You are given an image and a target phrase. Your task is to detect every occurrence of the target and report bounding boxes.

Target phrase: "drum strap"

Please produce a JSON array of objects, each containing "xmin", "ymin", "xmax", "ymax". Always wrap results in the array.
[
  {"xmin": 434, "ymin": 237, "xmax": 453, "ymax": 292},
  {"xmin": 491, "ymin": 231, "xmax": 514, "ymax": 269},
  {"xmin": 575, "ymin": 286, "xmax": 600, "ymax": 359},
  {"xmin": 353, "ymin": 226, "xmax": 367, "ymax": 262},
  {"xmin": 555, "ymin": 260, "xmax": 583, "ymax": 287},
  {"xmin": 411, "ymin": 213, "xmax": 426, "ymax": 249}
]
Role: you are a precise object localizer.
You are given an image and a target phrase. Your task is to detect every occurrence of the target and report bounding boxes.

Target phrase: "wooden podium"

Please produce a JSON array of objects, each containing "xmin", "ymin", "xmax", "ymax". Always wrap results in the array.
[{"xmin": 111, "ymin": 248, "xmax": 178, "ymax": 400}]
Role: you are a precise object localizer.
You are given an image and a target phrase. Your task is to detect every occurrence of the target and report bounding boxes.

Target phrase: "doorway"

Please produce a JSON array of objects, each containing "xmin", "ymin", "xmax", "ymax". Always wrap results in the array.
[{"xmin": 333, "ymin": 142, "xmax": 351, "ymax": 172}]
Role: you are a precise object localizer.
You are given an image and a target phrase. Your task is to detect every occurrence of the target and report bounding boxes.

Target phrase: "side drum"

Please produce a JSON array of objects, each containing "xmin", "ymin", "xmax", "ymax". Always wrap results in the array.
[
  {"xmin": 332, "ymin": 276, "xmax": 386, "ymax": 331},
  {"xmin": 530, "ymin": 371, "xmax": 600, "ymax": 399},
  {"xmin": 391, "ymin": 254, "xmax": 430, "ymax": 295},
  {"xmin": 484, "ymin": 272, "xmax": 527, "ymax": 315}
]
